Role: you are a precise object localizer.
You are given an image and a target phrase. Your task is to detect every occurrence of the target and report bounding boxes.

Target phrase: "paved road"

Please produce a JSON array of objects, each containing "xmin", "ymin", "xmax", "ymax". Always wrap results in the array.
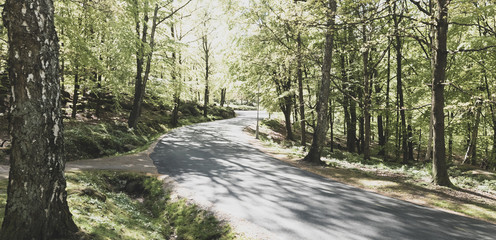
[{"xmin": 151, "ymin": 111, "xmax": 496, "ymax": 240}]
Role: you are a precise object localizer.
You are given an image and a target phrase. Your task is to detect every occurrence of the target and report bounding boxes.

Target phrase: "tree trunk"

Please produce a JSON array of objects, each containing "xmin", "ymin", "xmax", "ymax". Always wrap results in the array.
[
  {"xmin": 341, "ymin": 54, "xmax": 356, "ymax": 153},
  {"xmin": 128, "ymin": 1, "xmax": 149, "ymax": 128},
  {"xmin": 376, "ymin": 82, "xmax": 385, "ymax": 156},
  {"xmin": 362, "ymin": 24, "xmax": 371, "ymax": 160},
  {"xmin": 463, "ymin": 101, "xmax": 481, "ymax": 165},
  {"xmin": 202, "ymin": 34, "xmax": 210, "ymax": 118},
  {"xmin": 71, "ymin": 67, "xmax": 79, "ymax": 119},
  {"xmin": 330, "ymin": 97, "xmax": 334, "ymax": 152},
  {"xmin": 358, "ymin": 113, "xmax": 364, "ymax": 155},
  {"xmin": 297, "ymin": 33, "xmax": 306, "ymax": 147},
  {"xmin": 303, "ymin": 0, "xmax": 336, "ymax": 163},
  {"xmin": 171, "ymin": 24, "xmax": 180, "ymax": 127},
  {"xmin": 393, "ymin": 8, "xmax": 407, "ymax": 163},
  {"xmin": 431, "ymin": 0, "xmax": 451, "ymax": 186},
  {"xmin": 220, "ymin": 88, "xmax": 226, "ymax": 107},
  {"xmin": 483, "ymin": 70, "xmax": 496, "ymax": 167},
  {"xmin": 1, "ymin": 0, "xmax": 78, "ymax": 238},
  {"xmin": 425, "ymin": 115, "xmax": 433, "ymax": 161},
  {"xmin": 384, "ymin": 8, "xmax": 392, "ymax": 160},
  {"xmin": 282, "ymin": 102, "xmax": 294, "ymax": 141},
  {"xmin": 407, "ymin": 124, "xmax": 414, "ymax": 161}
]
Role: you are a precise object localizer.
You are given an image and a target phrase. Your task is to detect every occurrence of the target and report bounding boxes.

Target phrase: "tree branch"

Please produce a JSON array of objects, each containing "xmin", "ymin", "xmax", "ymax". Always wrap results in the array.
[
  {"xmin": 449, "ymin": 45, "xmax": 496, "ymax": 54},
  {"xmin": 157, "ymin": 0, "xmax": 193, "ymax": 26},
  {"xmin": 408, "ymin": 0, "xmax": 430, "ymax": 15}
]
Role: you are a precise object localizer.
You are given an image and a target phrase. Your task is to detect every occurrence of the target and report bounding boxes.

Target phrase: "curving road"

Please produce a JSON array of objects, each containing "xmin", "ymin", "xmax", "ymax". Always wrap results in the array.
[{"xmin": 151, "ymin": 111, "xmax": 496, "ymax": 240}]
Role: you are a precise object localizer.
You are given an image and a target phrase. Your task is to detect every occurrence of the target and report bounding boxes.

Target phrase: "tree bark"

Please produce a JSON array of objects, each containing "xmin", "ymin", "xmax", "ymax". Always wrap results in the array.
[
  {"xmin": 376, "ymin": 83, "xmax": 385, "ymax": 156},
  {"xmin": 297, "ymin": 33, "xmax": 306, "ymax": 147},
  {"xmin": 128, "ymin": 0, "xmax": 149, "ymax": 128},
  {"xmin": 71, "ymin": 66, "xmax": 79, "ymax": 118},
  {"xmin": 362, "ymin": 24, "xmax": 371, "ymax": 160},
  {"xmin": 1, "ymin": 0, "xmax": 78, "ymax": 238},
  {"xmin": 393, "ymin": 5, "xmax": 407, "ymax": 163},
  {"xmin": 220, "ymin": 88, "xmax": 226, "ymax": 107},
  {"xmin": 463, "ymin": 101, "xmax": 481, "ymax": 165},
  {"xmin": 303, "ymin": 0, "xmax": 336, "ymax": 163},
  {"xmin": 171, "ymin": 24, "xmax": 180, "ymax": 127},
  {"xmin": 202, "ymin": 34, "xmax": 210, "ymax": 118},
  {"xmin": 425, "ymin": 114, "xmax": 433, "ymax": 161},
  {"xmin": 407, "ymin": 124, "xmax": 414, "ymax": 161},
  {"xmin": 431, "ymin": 0, "xmax": 451, "ymax": 186}
]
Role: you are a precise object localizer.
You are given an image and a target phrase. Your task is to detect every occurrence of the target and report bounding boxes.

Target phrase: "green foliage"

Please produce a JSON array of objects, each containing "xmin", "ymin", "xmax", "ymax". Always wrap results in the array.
[
  {"xmin": 58, "ymin": 171, "xmax": 234, "ymax": 239},
  {"xmin": 166, "ymin": 199, "xmax": 234, "ymax": 240},
  {"xmin": 64, "ymin": 120, "xmax": 164, "ymax": 161}
]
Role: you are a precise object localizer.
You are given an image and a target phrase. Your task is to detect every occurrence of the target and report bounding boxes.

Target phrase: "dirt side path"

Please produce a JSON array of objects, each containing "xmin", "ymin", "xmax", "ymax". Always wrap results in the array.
[{"xmin": 0, "ymin": 134, "xmax": 166, "ymax": 179}]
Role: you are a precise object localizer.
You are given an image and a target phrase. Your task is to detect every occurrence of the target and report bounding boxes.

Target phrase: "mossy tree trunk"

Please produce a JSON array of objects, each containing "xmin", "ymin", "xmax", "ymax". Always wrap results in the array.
[{"xmin": 1, "ymin": 0, "xmax": 78, "ymax": 238}]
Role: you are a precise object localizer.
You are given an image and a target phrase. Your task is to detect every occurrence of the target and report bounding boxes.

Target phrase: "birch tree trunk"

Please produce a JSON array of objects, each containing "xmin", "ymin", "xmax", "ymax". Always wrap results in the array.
[{"xmin": 1, "ymin": 0, "xmax": 78, "ymax": 238}]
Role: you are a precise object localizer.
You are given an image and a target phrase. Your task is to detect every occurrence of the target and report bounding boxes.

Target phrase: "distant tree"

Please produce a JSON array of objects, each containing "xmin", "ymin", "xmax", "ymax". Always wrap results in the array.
[{"xmin": 1, "ymin": 0, "xmax": 78, "ymax": 238}]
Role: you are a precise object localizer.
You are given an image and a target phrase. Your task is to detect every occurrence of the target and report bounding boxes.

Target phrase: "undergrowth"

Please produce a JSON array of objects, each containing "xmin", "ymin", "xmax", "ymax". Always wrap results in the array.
[
  {"xmin": 64, "ymin": 103, "xmax": 235, "ymax": 161},
  {"xmin": 0, "ymin": 171, "xmax": 234, "ymax": 240},
  {"xmin": 259, "ymin": 118, "xmax": 496, "ymax": 194}
]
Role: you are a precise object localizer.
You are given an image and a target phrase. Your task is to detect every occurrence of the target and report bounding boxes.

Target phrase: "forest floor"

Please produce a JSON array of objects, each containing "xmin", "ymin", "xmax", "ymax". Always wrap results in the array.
[{"xmin": 244, "ymin": 119, "xmax": 496, "ymax": 224}]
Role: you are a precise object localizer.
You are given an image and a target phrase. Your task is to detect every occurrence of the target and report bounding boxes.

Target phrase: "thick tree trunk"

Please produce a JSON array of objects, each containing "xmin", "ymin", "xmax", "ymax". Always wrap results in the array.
[
  {"xmin": 1, "ymin": 0, "xmax": 78, "ymax": 238},
  {"xmin": 431, "ymin": 0, "xmax": 451, "ymax": 186},
  {"xmin": 303, "ymin": 0, "xmax": 336, "ymax": 163},
  {"xmin": 297, "ymin": 33, "xmax": 306, "ymax": 147}
]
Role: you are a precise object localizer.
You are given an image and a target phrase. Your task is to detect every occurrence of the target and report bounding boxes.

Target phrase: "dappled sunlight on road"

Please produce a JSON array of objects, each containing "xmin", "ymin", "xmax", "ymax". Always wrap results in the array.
[{"xmin": 151, "ymin": 111, "xmax": 496, "ymax": 240}]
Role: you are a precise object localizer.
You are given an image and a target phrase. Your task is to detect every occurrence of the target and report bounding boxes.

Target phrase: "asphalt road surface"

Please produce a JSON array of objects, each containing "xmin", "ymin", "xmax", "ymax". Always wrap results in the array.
[{"xmin": 151, "ymin": 111, "xmax": 496, "ymax": 240}]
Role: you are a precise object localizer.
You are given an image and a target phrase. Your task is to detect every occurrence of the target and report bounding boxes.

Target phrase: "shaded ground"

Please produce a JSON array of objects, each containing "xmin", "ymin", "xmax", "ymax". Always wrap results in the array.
[{"xmin": 150, "ymin": 111, "xmax": 496, "ymax": 240}]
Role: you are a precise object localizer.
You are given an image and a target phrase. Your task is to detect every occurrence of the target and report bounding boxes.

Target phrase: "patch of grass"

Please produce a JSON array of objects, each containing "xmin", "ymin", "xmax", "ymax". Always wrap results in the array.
[
  {"xmin": 167, "ymin": 199, "xmax": 234, "ymax": 240},
  {"xmin": 0, "ymin": 171, "xmax": 234, "ymax": 239}
]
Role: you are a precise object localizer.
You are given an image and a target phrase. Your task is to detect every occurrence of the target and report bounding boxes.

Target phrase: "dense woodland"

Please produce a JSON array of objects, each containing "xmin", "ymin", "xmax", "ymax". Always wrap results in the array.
[
  {"xmin": 227, "ymin": 0, "xmax": 496, "ymax": 186},
  {"xmin": 0, "ymin": 0, "xmax": 495, "ymax": 237},
  {"xmin": 0, "ymin": 0, "xmax": 494, "ymax": 181}
]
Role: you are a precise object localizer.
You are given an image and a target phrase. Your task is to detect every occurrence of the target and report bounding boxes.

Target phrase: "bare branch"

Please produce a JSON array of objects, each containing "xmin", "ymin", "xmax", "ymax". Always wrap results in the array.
[
  {"xmin": 408, "ymin": 0, "xmax": 430, "ymax": 15},
  {"xmin": 449, "ymin": 45, "xmax": 496, "ymax": 54},
  {"xmin": 157, "ymin": 0, "xmax": 193, "ymax": 26}
]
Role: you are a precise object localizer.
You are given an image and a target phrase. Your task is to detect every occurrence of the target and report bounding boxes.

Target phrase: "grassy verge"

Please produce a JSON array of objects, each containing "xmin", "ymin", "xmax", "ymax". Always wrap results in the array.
[
  {"xmin": 0, "ymin": 170, "xmax": 234, "ymax": 240},
  {"xmin": 246, "ymin": 119, "xmax": 496, "ymax": 224},
  {"xmin": 64, "ymin": 104, "xmax": 235, "ymax": 161}
]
